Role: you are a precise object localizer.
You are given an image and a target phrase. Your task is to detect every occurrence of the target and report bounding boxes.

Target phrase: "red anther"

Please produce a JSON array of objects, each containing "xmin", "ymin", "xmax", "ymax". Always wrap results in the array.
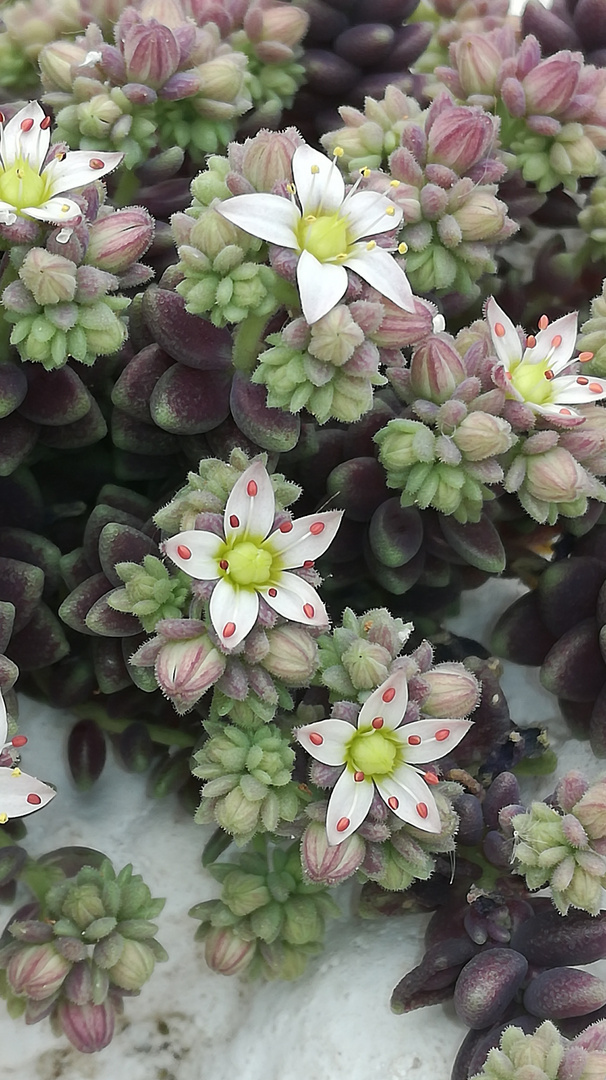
[
  {"xmin": 11, "ymin": 735, "xmax": 27, "ymax": 748},
  {"xmin": 435, "ymin": 728, "xmax": 450, "ymax": 741},
  {"xmin": 26, "ymin": 793, "xmax": 42, "ymax": 805},
  {"xmin": 89, "ymin": 158, "xmax": 105, "ymax": 169},
  {"xmin": 371, "ymin": 717, "xmax": 384, "ymax": 729},
  {"xmin": 424, "ymin": 771, "xmax": 439, "ymax": 785},
  {"xmin": 577, "ymin": 376, "xmax": 589, "ymax": 386},
  {"xmin": 590, "ymin": 383, "xmax": 603, "ymax": 394},
  {"xmin": 223, "ymin": 622, "xmax": 236, "ymax": 638},
  {"xmin": 176, "ymin": 545, "xmax": 191, "ymax": 559},
  {"xmin": 579, "ymin": 351, "xmax": 594, "ymax": 362},
  {"xmin": 20, "ymin": 118, "xmax": 34, "ymax": 132},
  {"xmin": 382, "ymin": 687, "xmax": 396, "ymax": 703},
  {"xmin": 544, "ymin": 370, "xmax": 555, "ymax": 380},
  {"xmin": 247, "ymin": 480, "xmax": 258, "ymax": 496},
  {"xmin": 303, "ymin": 560, "xmax": 314, "ymax": 568},
  {"xmin": 551, "ymin": 335, "xmax": 562, "ymax": 348},
  {"xmin": 309, "ymin": 732, "xmax": 323, "ymax": 746},
  {"xmin": 416, "ymin": 802, "xmax": 429, "ymax": 819},
  {"xmin": 279, "ymin": 521, "xmax": 293, "ymax": 533},
  {"xmin": 538, "ymin": 315, "xmax": 549, "ymax": 330},
  {"xmin": 219, "ymin": 559, "xmax": 229, "ymax": 570},
  {"xmin": 310, "ymin": 521, "xmax": 325, "ymax": 535},
  {"xmin": 303, "ymin": 603, "xmax": 314, "ymax": 618},
  {"xmin": 268, "ymin": 588, "xmax": 277, "ymax": 597},
  {"xmin": 336, "ymin": 817, "xmax": 350, "ymax": 832},
  {"xmin": 388, "ymin": 796, "xmax": 399, "ymax": 810},
  {"xmin": 494, "ymin": 322, "xmax": 505, "ymax": 337},
  {"xmin": 229, "ymin": 515, "xmax": 239, "ymax": 528},
  {"xmin": 40, "ymin": 115, "xmax": 51, "ymax": 129},
  {"xmin": 354, "ymin": 771, "xmax": 365, "ymax": 782},
  {"xmin": 526, "ymin": 335, "xmax": 536, "ymax": 348},
  {"xmin": 407, "ymin": 734, "xmax": 421, "ymax": 745}
]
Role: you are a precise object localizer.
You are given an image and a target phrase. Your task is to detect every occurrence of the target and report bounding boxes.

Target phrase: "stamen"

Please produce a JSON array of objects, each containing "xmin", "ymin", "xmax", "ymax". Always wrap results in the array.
[
  {"xmin": 590, "ymin": 382, "xmax": 603, "ymax": 394},
  {"xmin": 538, "ymin": 314, "xmax": 549, "ymax": 330},
  {"xmin": 544, "ymin": 371, "xmax": 555, "ymax": 380},
  {"xmin": 26, "ymin": 793, "xmax": 41, "ymax": 805},
  {"xmin": 551, "ymin": 335, "xmax": 562, "ymax": 348},
  {"xmin": 333, "ymin": 146, "xmax": 344, "ymax": 158},
  {"xmin": 577, "ymin": 376, "xmax": 589, "ymax": 386},
  {"xmin": 359, "ymin": 167, "xmax": 370, "ymax": 178},
  {"xmin": 40, "ymin": 115, "xmax": 51, "ymax": 130},
  {"xmin": 526, "ymin": 335, "xmax": 536, "ymax": 348},
  {"xmin": 390, "ymin": 179, "xmax": 400, "ymax": 188},
  {"xmin": 366, "ymin": 240, "xmax": 376, "ymax": 251},
  {"xmin": 286, "ymin": 183, "xmax": 296, "ymax": 195},
  {"xmin": 385, "ymin": 206, "xmax": 395, "ymax": 216},
  {"xmin": 311, "ymin": 165, "xmax": 320, "ymax": 175},
  {"xmin": 20, "ymin": 118, "xmax": 34, "ymax": 132},
  {"xmin": 305, "ymin": 214, "xmax": 316, "ymax": 223},
  {"xmin": 398, "ymin": 242, "xmax": 408, "ymax": 255},
  {"xmin": 494, "ymin": 322, "xmax": 505, "ymax": 337},
  {"xmin": 579, "ymin": 351, "xmax": 594, "ymax": 362}
]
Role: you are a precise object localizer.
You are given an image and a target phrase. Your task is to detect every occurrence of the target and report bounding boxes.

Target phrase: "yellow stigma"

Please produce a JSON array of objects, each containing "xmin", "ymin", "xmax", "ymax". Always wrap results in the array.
[
  {"xmin": 509, "ymin": 358, "xmax": 554, "ymax": 406},
  {"xmin": 0, "ymin": 157, "xmax": 48, "ymax": 213}
]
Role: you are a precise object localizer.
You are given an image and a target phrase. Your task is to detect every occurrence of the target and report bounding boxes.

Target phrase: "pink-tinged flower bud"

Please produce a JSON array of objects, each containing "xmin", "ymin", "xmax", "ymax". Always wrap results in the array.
[
  {"xmin": 56, "ymin": 998, "xmax": 115, "ymax": 1053},
  {"xmin": 260, "ymin": 624, "xmax": 318, "ymax": 685},
  {"xmin": 85, "ymin": 208, "xmax": 154, "ymax": 272},
  {"xmin": 420, "ymin": 662, "xmax": 480, "ymax": 718},
  {"xmin": 122, "ymin": 18, "xmax": 181, "ymax": 89},
  {"xmin": 453, "ymin": 191, "xmax": 510, "ymax": 241},
  {"xmin": 239, "ymin": 129, "xmax": 302, "ymax": 192},
  {"xmin": 107, "ymin": 939, "xmax": 156, "ymax": 990},
  {"xmin": 500, "ymin": 76, "xmax": 527, "ymax": 118},
  {"xmin": 196, "ymin": 55, "xmax": 247, "ymax": 108},
  {"xmin": 39, "ymin": 39, "xmax": 89, "ymax": 91},
  {"xmin": 372, "ymin": 297, "xmax": 435, "ymax": 348},
  {"xmin": 452, "ymin": 34, "xmax": 503, "ymax": 95},
  {"xmin": 556, "ymin": 771, "xmax": 590, "ymax": 812},
  {"xmin": 204, "ymin": 927, "xmax": 256, "ymax": 976},
  {"xmin": 573, "ymin": 780, "xmax": 606, "ymax": 841},
  {"xmin": 409, "ymin": 333, "xmax": 467, "ymax": 404},
  {"xmin": 453, "ymin": 412, "xmax": 515, "ymax": 461},
  {"xmin": 302, "ymin": 820, "xmax": 365, "ymax": 884},
  {"xmin": 154, "ymin": 632, "xmax": 226, "ymax": 713},
  {"xmin": 524, "ymin": 447, "xmax": 588, "ymax": 503},
  {"xmin": 523, "ymin": 53, "xmax": 582, "ymax": 116},
  {"xmin": 18, "ymin": 248, "xmax": 77, "ymax": 306},
  {"xmin": 139, "ymin": 0, "xmax": 185, "ymax": 27},
  {"xmin": 427, "ymin": 106, "xmax": 497, "ymax": 174},
  {"xmin": 7, "ymin": 944, "xmax": 70, "ymax": 1000},
  {"xmin": 246, "ymin": 4, "xmax": 309, "ymax": 49}
]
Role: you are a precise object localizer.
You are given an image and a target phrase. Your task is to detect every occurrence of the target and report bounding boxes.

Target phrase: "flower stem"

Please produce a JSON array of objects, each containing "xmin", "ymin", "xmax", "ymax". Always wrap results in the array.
[{"xmin": 231, "ymin": 278, "xmax": 300, "ymax": 374}]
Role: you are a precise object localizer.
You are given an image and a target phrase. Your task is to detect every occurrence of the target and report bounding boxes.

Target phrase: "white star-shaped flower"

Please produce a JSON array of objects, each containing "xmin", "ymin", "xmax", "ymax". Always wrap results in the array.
[
  {"xmin": 486, "ymin": 297, "xmax": 606, "ymax": 418},
  {"xmin": 215, "ymin": 143, "xmax": 415, "ymax": 325},
  {"xmin": 0, "ymin": 101, "xmax": 123, "ymax": 232},
  {"xmin": 162, "ymin": 461, "xmax": 343, "ymax": 650},
  {"xmin": 296, "ymin": 668, "xmax": 472, "ymax": 846},
  {"xmin": 0, "ymin": 692, "xmax": 56, "ymax": 823}
]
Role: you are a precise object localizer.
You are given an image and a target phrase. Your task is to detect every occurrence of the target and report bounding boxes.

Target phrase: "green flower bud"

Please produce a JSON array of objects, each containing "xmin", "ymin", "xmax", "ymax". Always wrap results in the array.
[
  {"xmin": 471, "ymin": 1020, "xmax": 564, "ymax": 1080},
  {"xmin": 453, "ymin": 413, "xmax": 515, "ymax": 461},
  {"xmin": 281, "ymin": 896, "xmax": 324, "ymax": 946},
  {"xmin": 107, "ymin": 939, "xmax": 156, "ymax": 990},
  {"xmin": 261, "ymin": 625, "xmax": 318, "ymax": 685},
  {"xmin": 222, "ymin": 871, "xmax": 271, "ymax": 917},
  {"xmin": 62, "ymin": 884, "xmax": 106, "ymax": 930},
  {"xmin": 420, "ymin": 662, "xmax": 480, "ymax": 718},
  {"xmin": 19, "ymin": 248, "xmax": 77, "ymax": 306},
  {"xmin": 7, "ymin": 943, "xmax": 71, "ymax": 1000},
  {"xmin": 340, "ymin": 638, "xmax": 391, "ymax": 690}
]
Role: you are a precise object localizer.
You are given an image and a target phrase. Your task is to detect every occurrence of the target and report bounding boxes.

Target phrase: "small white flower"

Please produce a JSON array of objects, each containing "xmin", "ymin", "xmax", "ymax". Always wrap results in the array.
[
  {"xmin": 296, "ymin": 668, "xmax": 472, "ymax": 846},
  {"xmin": 0, "ymin": 693, "xmax": 56, "ymax": 823},
  {"xmin": 0, "ymin": 101, "xmax": 123, "ymax": 231},
  {"xmin": 215, "ymin": 143, "xmax": 415, "ymax": 325},
  {"xmin": 486, "ymin": 297, "xmax": 606, "ymax": 418},
  {"xmin": 162, "ymin": 461, "xmax": 343, "ymax": 650}
]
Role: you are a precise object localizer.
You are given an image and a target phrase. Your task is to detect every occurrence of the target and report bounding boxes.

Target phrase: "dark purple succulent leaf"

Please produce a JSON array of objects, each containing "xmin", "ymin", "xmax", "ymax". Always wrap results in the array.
[
  {"xmin": 342, "ymin": 398, "xmax": 395, "ymax": 459},
  {"xmin": 572, "ymin": 0, "xmax": 606, "ymax": 50},
  {"xmin": 368, "ymin": 498, "xmax": 424, "ymax": 568},
  {"xmin": 366, "ymin": 543, "xmax": 425, "ymax": 594},
  {"xmin": 439, "ymin": 514, "xmax": 506, "ymax": 574},
  {"xmin": 0, "ymin": 361, "xmax": 27, "ymax": 419},
  {"xmin": 391, "ymin": 937, "xmax": 479, "ymax": 1014},
  {"xmin": 303, "ymin": 49, "xmax": 358, "ymax": 95},
  {"xmin": 590, "ymin": 682, "xmax": 606, "ymax": 757},
  {"xmin": 20, "ymin": 363, "xmax": 91, "ymax": 426},
  {"xmin": 111, "ymin": 344, "xmax": 174, "ymax": 422},
  {"xmin": 461, "ymin": 1015, "xmax": 540, "ymax": 1080},
  {"xmin": 491, "ymin": 591, "xmax": 557, "ymax": 666},
  {"xmin": 334, "ymin": 23, "xmax": 395, "ymax": 67},
  {"xmin": 0, "ymin": 653, "xmax": 18, "ymax": 693},
  {"xmin": 230, "ymin": 372, "xmax": 301, "ymax": 453},
  {"xmin": 0, "ymin": 601, "xmax": 16, "ymax": 654},
  {"xmin": 541, "ymin": 618, "xmax": 605, "ymax": 702},
  {"xmin": 537, "ymin": 557, "xmax": 606, "ymax": 638},
  {"xmin": 0, "ymin": 528, "xmax": 62, "ymax": 595},
  {"xmin": 97, "ymin": 484, "xmax": 152, "ymax": 522},
  {"xmin": 0, "ymin": 413, "xmax": 39, "ymax": 476},
  {"xmin": 59, "ymin": 573, "xmax": 113, "ymax": 635},
  {"xmin": 6, "ymin": 602, "xmax": 70, "ymax": 670},
  {"xmin": 85, "ymin": 591, "xmax": 142, "ymax": 637},
  {"xmin": 204, "ymin": 415, "xmax": 263, "ymax": 462},
  {"xmin": 453, "ymin": 794, "xmax": 484, "ymax": 846},
  {"xmin": 482, "ymin": 773, "xmax": 521, "ymax": 829},
  {"xmin": 83, "ymin": 504, "xmax": 148, "ymax": 573},
  {"xmin": 92, "ymin": 637, "xmax": 134, "ymax": 694},
  {"xmin": 511, "ymin": 909, "xmax": 606, "ymax": 967},
  {"xmin": 454, "ymin": 949, "xmax": 528, "ymax": 1029},
  {"xmin": 98, "ymin": 524, "xmax": 158, "ymax": 588},
  {"xmin": 150, "ymin": 363, "xmax": 231, "ymax": 435},
  {"xmin": 45, "ymin": 653, "xmax": 97, "ymax": 709},
  {"xmin": 326, "ymin": 457, "xmax": 389, "ymax": 521},
  {"xmin": 0, "ymin": 557, "xmax": 44, "ymax": 632},
  {"xmin": 142, "ymin": 286, "xmax": 232, "ymax": 370},
  {"xmin": 37, "ymin": 396, "xmax": 107, "ymax": 449},
  {"xmin": 113, "ymin": 449, "xmax": 178, "ymax": 481},
  {"xmin": 118, "ymin": 721, "xmax": 155, "ymax": 773},
  {"xmin": 111, "ymin": 407, "xmax": 180, "ymax": 456},
  {"xmin": 524, "ymin": 967, "xmax": 606, "ymax": 1019},
  {"xmin": 60, "ymin": 547, "xmax": 93, "ymax": 591},
  {"xmin": 68, "ymin": 718, "xmax": 107, "ymax": 790},
  {"xmin": 0, "ymin": 845, "xmax": 26, "ymax": 888}
]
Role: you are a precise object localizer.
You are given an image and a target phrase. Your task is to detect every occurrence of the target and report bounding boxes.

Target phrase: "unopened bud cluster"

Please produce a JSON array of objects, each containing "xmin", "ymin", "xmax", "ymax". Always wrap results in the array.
[{"xmin": 471, "ymin": 1019, "xmax": 606, "ymax": 1080}]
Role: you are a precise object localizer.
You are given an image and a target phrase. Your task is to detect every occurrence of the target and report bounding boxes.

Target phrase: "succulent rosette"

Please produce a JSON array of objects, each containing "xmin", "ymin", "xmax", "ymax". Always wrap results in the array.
[
  {"xmin": 162, "ymin": 459, "xmax": 343, "ymax": 650},
  {"xmin": 296, "ymin": 667, "xmax": 472, "ymax": 845}
]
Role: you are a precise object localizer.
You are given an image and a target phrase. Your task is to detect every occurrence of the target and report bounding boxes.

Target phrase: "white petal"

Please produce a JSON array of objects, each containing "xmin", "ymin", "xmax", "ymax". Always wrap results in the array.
[
  {"xmin": 0, "ymin": 693, "xmax": 6, "ymax": 749},
  {"xmin": 296, "ymin": 718, "xmax": 353, "ymax": 766},
  {"xmin": 550, "ymin": 374, "xmax": 606, "ymax": 405},
  {"xmin": 293, "ymin": 144, "xmax": 345, "ymax": 216},
  {"xmin": 0, "ymin": 201, "xmax": 17, "ymax": 224},
  {"xmin": 344, "ymin": 246, "xmax": 414, "ymax": 313},
  {"xmin": 529, "ymin": 312, "xmax": 578, "ymax": 372},
  {"xmin": 357, "ymin": 668, "xmax": 409, "ymax": 732},
  {"xmin": 0, "ymin": 769, "xmax": 56, "ymax": 821},
  {"xmin": 209, "ymin": 578, "xmax": 259, "ymax": 649},
  {"xmin": 375, "ymin": 764, "xmax": 441, "ymax": 832},
  {"xmin": 23, "ymin": 197, "xmax": 82, "ymax": 223},
  {"xmin": 268, "ymin": 509, "xmax": 343, "ymax": 568},
  {"xmin": 325, "ymin": 767, "xmax": 374, "ymax": 845},
  {"xmin": 394, "ymin": 718, "xmax": 473, "ymax": 763},
  {"xmin": 533, "ymin": 402, "xmax": 583, "ymax": 419},
  {"xmin": 43, "ymin": 150, "xmax": 124, "ymax": 196},
  {"xmin": 342, "ymin": 189, "xmax": 403, "ymax": 240},
  {"xmin": 260, "ymin": 571, "xmax": 329, "ymax": 627},
  {"xmin": 296, "ymin": 249, "xmax": 348, "ymax": 324},
  {"xmin": 486, "ymin": 297, "xmax": 522, "ymax": 370},
  {"xmin": 162, "ymin": 530, "xmax": 223, "ymax": 579},
  {"xmin": 215, "ymin": 193, "xmax": 299, "ymax": 249},
  {"xmin": 224, "ymin": 460, "xmax": 276, "ymax": 543},
  {"xmin": 0, "ymin": 102, "xmax": 49, "ymax": 170}
]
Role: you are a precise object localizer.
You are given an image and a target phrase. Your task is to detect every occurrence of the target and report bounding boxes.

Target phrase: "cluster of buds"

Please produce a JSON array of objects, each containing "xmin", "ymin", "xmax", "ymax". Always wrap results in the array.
[
  {"xmin": 189, "ymin": 841, "xmax": 340, "ymax": 980},
  {"xmin": 0, "ymin": 856, "xmax": 166, "ymax": 1053},
  {"xmin": 317, "ymin": 606, "xmax": 413, "ymax": 701},
  {"xmin": 510, "ymin": 772, "xmax": 606, "ymax": 916},
  {"xmin": 435, "ymin": 26, "xmax": 606, "ymax": 192},
  {"xmin": 470, "ymin": 1019, "xmax": 606, "ymax": 1080},
  {"xmin": 578, "ymin": 277, "xmax": 606, "ymax": 375},
  {"xmin": 192, "ymin": 716, "xmax": 302, "ymax": 842},
  {"xmin": 323, "ymin": 90, "xmax": 517, "ymax": 298},
  {"xmin": 414, "ymin": 0, "xmax": 510, "ymax": 78}
]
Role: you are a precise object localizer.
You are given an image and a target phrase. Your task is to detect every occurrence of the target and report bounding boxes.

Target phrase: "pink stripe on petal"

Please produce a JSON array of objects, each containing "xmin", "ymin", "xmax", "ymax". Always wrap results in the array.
[
  {"xmin": 296, "ymin": 718, "xmax": 353, "ymax": 766},
  {"xmin": 209, "ymin": 579, "xmax": 259, "ymax": 650},
  {"xmin": 375, "ymin": 764, "xmax": 441, "ymax": 832},
  {"xmin": 223, "ymin": 461, "xmax": 276, "ymax": 542},
  {"xmin": 268, "ymin": 509, "xmax": 343, "ymax": 567},
  {"xmin": 358, "ymin": 668, "xmax": 409, "ymax": 731},
  {"xmin": 325, "ymin": 766, "xmax": 374, "ymax": 845}
]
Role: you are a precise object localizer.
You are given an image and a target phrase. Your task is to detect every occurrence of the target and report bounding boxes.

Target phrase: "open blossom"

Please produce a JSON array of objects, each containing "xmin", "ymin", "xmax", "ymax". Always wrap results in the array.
[
  {"xmin": 0, "ymin": 693, "xmax": 56, "ymax": 823},
  {"xmin": 215, "ymin": 143, "xmax": 414, "ymax": 325},
  {"xmin": 0, "ymin": 101, "xmax": 122, "ymax": 231},
  {"xmin": 296, "ymin": 668, "xmax": 472, "ymax": 845},
  {"xmin": 162, "ymin": 461, "xmax": 343, "ymax": 650},
  {"xmin": 486, "ymin": 297, "xmax": 606, "ymax": 418}
]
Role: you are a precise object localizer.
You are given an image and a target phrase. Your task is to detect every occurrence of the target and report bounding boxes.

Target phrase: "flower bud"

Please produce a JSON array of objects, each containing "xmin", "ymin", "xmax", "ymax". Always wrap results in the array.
[
  {"xmin": 85, "ymin": 208, "xmax": 154, "ymax": 272},
  {"xmin": 261, "ymin": 625, "xmax": 318, "ymax": 685},
  {"xmin": 409, "ymin": 333, "xmax": 467, "ymax": 404},
  {"xmin": 420, "ymin": 662, "xmax": 480, "ymax": 718},
  {"xmin": 573, "ymin": 780, "xmax": 606, "ymax": 841},
  {"xmin": 301, "ymin": 820, "xmax": 365, "ymax": 884},
  {"xmin": 221, "ymin": 870, "xmax": 271, "ymax": 917},
  {"xmin": 281, "ymin": 895, "xmax": 323, "ymax": 946},
  {"xmin": 39, "ymin": 39, "xmax": 89, "ymax": 91},
  {"xmin": 340, "ymin": 639, "xmax": 391, "ymax": 690},
  {"xmin": 7, "ymin": 943, "xmax": 70, "ymax": 1000},
  {"xmin": 452, "ymin": 34, "xmax": 503, "ymax": 95},
  {"xmin": 240, "ymin": 129, "xmax": 301, "ymax": 191},
  {"xmin": 197, "ymin": 55, "xmax": 246, "ymax": 108},
  {"xmin": 154, "ymin": 631, "xmax": 226, "ymax": 713},
  {"xmin": 62, "ymin": 884, "xmax": 105, "ymax": 930},
  {"xmin": 427, "ymin": 105, "xmax": 497, "ymax": 174},
  {"xmin": 122, "ymin": 19, "xmax": 181, "ymax": 88},
  {"xmin": 375, "ymin": 418, "xmax": 436, "ymax": 470},
  {"xmin": 248, "ymin": 4, "xmax": 309, "ymax": 50},
  {"xmin": 18, "ymin": 248, "xmax": 77, "ymax": 306},
  {"xmin": 523, "ymin": 54, "xmax": 581, "ymax": 116},
  {"xmin": 453, "ymin": 412, "xmax": 515, "ymax": 460},
  {"xmin": 454, "ymin": 192, "xmax": 509, "ymax": 242},
  {"xmin": 372, "ymin": 297, "xmax": 435, "ymax": 348},
  {"xmin": 56, "ymin": 998, "xmax": 115, "ymax": 1053},
  {"xmin": 107, "ymin": 939, "xmax": 155, "ymax": 990},
  {"xmin": 525, "ymin": 447, "xmax": 588, "ymax": 503},
  {"xmin": 204, "ymin": 926, "xmax": 256, "ymax": 976}
]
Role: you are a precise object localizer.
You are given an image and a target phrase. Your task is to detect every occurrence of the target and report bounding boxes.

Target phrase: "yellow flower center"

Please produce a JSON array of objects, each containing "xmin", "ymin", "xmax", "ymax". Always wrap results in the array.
[
  {"xmin": 509, "ymin": 357, "xmax": 552, "ymax": 406},
  {"xmin": 346, "ymin": 727, "xmax": 401, "ymax": 778},
  {"xmin": 0, "ymin": 158, "xmax": 48, "ymax": 212},
  {"xmin": 220, "ymin": 541, "xmax": 274, "ymax": 587},
  {"xmin": 296, "ymin": 212, "xmax": 350, "ymax": 263}
]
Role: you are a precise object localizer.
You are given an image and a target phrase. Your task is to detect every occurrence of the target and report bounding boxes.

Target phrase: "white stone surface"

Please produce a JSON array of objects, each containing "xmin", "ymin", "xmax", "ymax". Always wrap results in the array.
[{"xmin": 2, "ymin": 577, "xmax": 602, "ymax": 1079}]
